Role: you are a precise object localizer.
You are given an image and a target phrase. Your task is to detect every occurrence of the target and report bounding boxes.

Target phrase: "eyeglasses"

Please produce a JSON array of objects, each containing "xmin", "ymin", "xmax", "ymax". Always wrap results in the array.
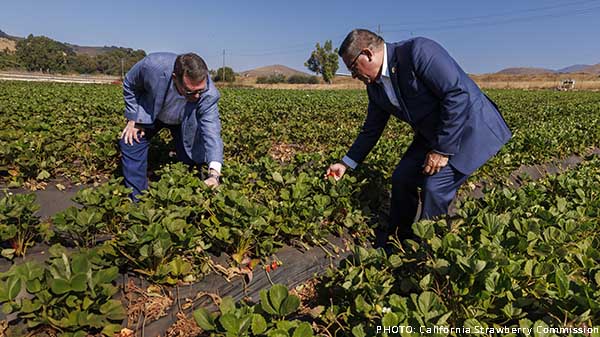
[
  {"xmin": 348, "ymin": 50, "xmax": 365, "ymax": 74},
  {"xmin": 183, "ymin": 86, "xmax": 208, "ymax": 97},
  {"xmin": 175, "ymin": 77, "xmax": 208, "ymax": 97}
]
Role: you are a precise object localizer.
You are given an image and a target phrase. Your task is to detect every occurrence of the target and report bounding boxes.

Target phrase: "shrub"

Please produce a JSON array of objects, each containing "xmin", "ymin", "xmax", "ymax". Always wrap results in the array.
[
  {"xmin": 287, "ymin": 74, "xmax": 320, "ymax": 84},
  {"xmin": 256, "ymin": 73, "xmax": 286, "ymax": 84}
]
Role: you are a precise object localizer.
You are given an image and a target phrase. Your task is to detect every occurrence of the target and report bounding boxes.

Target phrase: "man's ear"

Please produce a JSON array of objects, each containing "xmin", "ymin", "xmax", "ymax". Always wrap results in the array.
[{"xmin": 363, "ymin": 48, "xmax": 374, "ymax": 61}]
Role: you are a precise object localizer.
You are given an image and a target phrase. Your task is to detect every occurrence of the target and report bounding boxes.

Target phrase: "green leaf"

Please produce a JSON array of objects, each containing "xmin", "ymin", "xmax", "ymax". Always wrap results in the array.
[
  {"xmin": 70, "ymin": 273, "xmax": 88, "ymax": 292},
  {"xmin": 382, "ymin": 312, "xmax": 399, "ymax": 327},
  {"xmin": 66, "ymin": 295, "xmax": 79, "ymax": 308},
  {"xmin": 354, "ymin": 295, "xmax": 369, "ymax": 313},
  {"xmin": 352, "ymin": 325, "xmax": 366, "ymax": 337},
  {"xmin": 279, "ymin": 294, "xmax": 300, "ymax": 316},
  {"xmin": 533, "ymin": 320, "xmax": 550, "ymax": 337},
  {"xmin": 417, "ymin": 291, "xmax": 434, "ymax": 315},
  {"xmin": 292, "ymin": 322, "xmax": 314, "ymax": 337},
  {"xmin": 7, "ymin": 275, "xmax": 21, "ymax": 300},
  {"xmin": 193, "ymin": 308, "xmax": 216, "ymax": 331},
  {"xmin": 36, "ymin": 169, "xmax": 50, "ymax": 180},
  {"xmin": 412, "ymin": 220, "xmax": 435, "ymax": 240},
  {"xmin": 101, "ymin": 324, "xmax": 123, "ymax": 336},
  {"xmin": 25, "ymin": 279, "xmax": 42, "ymax": 293},
  {"xmin": 20, "ymin": 298, "xmax": 41, "ymax": 313},
  {"xmin": 260, "ymin": 289, "xmax": 278, "ymax": 315},
  {"xmin": 272, "ymin": 172, "xmax": 284, "ymax": 183},
  {"xmin": 555, "ymin": 267, "xmax": 569, "ymax": 298},
  {"xmin": 93, "ymin": 267, "xmax": 119, "ymax": 285},
  {"xmin": 219, "ymin": 313, "xmax": 240, "ymax": 333},
  {"xmin": 1, "ymin": 248, "xmax": 15, "ymax": 260},
  {"xmin": 2, "ymin": 303, "xmax": 13, "ymax": 314},
  {"xmin": 251, "ymin": 314, "xmax": 267, "ymax": 335},
  {"xmin": 99, "ymin": 299, "xmax": 126, "ymax": 320},
  {"xmin": 220, "ymin": 296, "xmax": 236, "ymax": 315},
  {"xmin": 268, "ymin": 284, "xmax": 289, "ymax": 312},
  {"xmin": 71, "ymin": 254, "xmax": 90, "ymax": 274}
]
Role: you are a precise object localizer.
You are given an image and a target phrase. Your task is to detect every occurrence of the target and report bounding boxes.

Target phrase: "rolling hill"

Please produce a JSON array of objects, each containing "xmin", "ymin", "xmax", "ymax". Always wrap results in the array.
[{"xmin": 239, "ymin": 65, "xmax": 311, "ymax": 78}]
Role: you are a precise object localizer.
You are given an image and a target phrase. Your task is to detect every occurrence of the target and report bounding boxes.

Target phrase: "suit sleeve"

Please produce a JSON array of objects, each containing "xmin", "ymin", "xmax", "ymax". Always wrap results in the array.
[
  {"xmin": 345, "ymin": 100, "xmax": 391, "ymax": 165},
  {"xmin": 122, "ymin": 58, "xmax": 147, "ymax": 121},
  {"xmin": 412, "ymin": 38, "xmax": 470, "ymax": 156},
  {"xmin": 197, "ymin": 93, "xmax": 224, "ymax": 164}
]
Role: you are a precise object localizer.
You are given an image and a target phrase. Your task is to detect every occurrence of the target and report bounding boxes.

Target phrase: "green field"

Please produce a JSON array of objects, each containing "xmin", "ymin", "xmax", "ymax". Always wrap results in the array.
[{"xmin": 1, "ymin": 81, "xmax": 599, "ymax": 336}]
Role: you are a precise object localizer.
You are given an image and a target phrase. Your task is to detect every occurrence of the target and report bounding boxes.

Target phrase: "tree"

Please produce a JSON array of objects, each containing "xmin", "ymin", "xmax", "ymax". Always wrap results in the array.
[
  {"xmin": 213, "ymin": 67, "xmax": 235, "ymax": 82},
  {"xmin": 305, "ymin": 40, "xmax": 339, "ymax": 84},
  {"xmin": 16, "ymin": 35, "xmax": 74, "ymax": 73},
  {"xmin": 95, "ymin": 48, "xmax": 146, "ymax": 76}
]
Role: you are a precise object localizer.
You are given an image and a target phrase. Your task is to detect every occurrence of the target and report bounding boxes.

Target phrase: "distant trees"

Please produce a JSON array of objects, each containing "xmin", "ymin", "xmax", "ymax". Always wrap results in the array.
[
  {"xmin": 256, "ymin": 73, "xmax": 320, "ymax": 84},
  {"xmin": 213, "ymin": 66, "xmax": 236, "ymax": 82},
  {"xmin": 286, "ymin": 74, "xmax": 319, "ymax": 84},
  {"xmin": 305, "ymin": 40, "xmax": 338, "ymax": 84},
  {"xmin": 0, "ymin": 34, "xmax": 146, "ymax": 75},
  {"xmin": 256, "ymin": 73, "xmax": 286, "ymax": 84},
  {"xmin": 16, "ymin": 35, "xmax": 74, "ymax": 73},
  {"xmin": 95, "ymin": 48, "xmax": 146, "ymax": 76}
]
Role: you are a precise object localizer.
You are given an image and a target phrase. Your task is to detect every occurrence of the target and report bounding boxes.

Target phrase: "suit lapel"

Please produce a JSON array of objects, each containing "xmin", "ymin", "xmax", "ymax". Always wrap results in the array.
[
  {"xmin": 387, "ymin": 43, "xmax": 413, "ymax": 125},
  {"xmin": 153, "ymin": 70, "xmax": 170, "ymax": 117}
]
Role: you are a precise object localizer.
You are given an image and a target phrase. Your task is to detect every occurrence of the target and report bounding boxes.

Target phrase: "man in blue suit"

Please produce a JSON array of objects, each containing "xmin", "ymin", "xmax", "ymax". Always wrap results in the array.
[
  {"xmin": 326, "ymin": 29, "xmax": 511, "ymax": 240},
  {"xmin": 120, "ymin": 52, "xmax": 224, "ymax": 200}
]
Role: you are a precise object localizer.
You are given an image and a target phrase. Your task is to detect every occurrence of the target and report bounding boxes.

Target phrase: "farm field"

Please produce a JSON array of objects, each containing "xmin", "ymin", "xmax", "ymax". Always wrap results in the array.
[{"xmin": 0, "ymin": 80, "xmax": 600, "ymax": 336}]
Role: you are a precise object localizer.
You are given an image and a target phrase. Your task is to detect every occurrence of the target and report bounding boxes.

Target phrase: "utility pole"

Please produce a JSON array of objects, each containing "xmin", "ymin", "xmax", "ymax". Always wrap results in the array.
[
  {"xmin": 120, "ymin": 58, "xmax": 124, "ymax": 81},
  {"xmin": 377, "ymin": 24, "xmax": 382, "ymax": 36},
  {"xmin": 222, "ymin": 49, "xmax": 225, "ymax": 82}
]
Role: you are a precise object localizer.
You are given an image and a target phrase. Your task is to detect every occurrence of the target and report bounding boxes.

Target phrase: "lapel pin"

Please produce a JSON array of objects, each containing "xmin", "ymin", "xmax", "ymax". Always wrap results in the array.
[{"xmin": 391, "ymin": 66, "xmax": 396, "ymax": 74}]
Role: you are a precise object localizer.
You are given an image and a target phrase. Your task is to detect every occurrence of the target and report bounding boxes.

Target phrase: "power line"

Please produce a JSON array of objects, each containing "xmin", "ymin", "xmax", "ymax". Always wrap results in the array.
[
  {"xmin": 203, "ymin": 2, "xmax": 600, "ymax": 63},
  {"xmin": 384, "ymin": 4, "xmax": 600, "ymax": 33},
  {"xmin": 377, "ymin": 0, "xmax": 600, "ymax": 27}
]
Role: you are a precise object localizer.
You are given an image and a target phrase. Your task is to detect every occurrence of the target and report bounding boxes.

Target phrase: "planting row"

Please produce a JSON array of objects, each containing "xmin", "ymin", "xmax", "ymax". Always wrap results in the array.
[{"xmin": 1, "ymin": 82, "xmax": 599, "ymax": 190}]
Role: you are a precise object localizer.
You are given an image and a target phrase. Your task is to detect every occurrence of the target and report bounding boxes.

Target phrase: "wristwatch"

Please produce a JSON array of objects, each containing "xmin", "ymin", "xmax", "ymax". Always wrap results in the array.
[{"xmin": 207, "ymin": 172, "xmax": 220, "ymax": 183}]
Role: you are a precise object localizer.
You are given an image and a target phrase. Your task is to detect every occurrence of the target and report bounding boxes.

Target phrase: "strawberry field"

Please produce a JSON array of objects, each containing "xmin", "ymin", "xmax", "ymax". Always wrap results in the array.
[{"xmin": 0, "ymin": 80, "xmax": 600, "ymax": 336}]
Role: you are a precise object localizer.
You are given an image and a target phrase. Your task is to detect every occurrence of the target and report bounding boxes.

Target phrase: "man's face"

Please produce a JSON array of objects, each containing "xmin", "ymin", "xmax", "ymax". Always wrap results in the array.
[
  {"xmin": 173, "ymin": 74, "xmax": 207, "ymax": 102},
  {"xmin": 343, "ymin": 48, "xmax": 379, "ymax": 85}
]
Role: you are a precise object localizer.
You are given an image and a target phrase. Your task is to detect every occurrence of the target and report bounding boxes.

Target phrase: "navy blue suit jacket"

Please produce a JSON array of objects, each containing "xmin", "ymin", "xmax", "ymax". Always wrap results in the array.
[
  {"xmin": 346, "ymin": 38, "xmax": 511, "ymax": 175},
  {"xmin": 123, "ymin": 53, "xmax": 224, "ymax": 165}
]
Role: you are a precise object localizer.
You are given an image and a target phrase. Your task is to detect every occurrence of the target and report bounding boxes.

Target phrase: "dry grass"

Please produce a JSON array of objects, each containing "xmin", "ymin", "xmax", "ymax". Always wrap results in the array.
[
  {"xmin": 229, "ymin": 73, "xmax": 600, "ymax": 91},
  {"xmin": 0, "ymin": 38, "xmax": 16, "ymax": 52},
  {"xmin": 472, "ymin": 73, "xmax": 600, "ymax": 90}
]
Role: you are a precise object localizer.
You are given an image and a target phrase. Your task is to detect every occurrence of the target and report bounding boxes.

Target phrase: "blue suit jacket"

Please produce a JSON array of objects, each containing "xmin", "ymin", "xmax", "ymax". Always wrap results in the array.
[
  {"xmin": 347, "ymin": 38, "xmax": 511, "ymax": 175},
  {"xmin": 123, "ymin": 52, "xmax": 224, "ymax": 165}
]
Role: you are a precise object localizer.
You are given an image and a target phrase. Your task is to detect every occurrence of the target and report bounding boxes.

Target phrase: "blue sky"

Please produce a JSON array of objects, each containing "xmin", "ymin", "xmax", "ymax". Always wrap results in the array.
[{"xmin": 1, "ymin": 0, "xmax": 599, "ymax": 74}]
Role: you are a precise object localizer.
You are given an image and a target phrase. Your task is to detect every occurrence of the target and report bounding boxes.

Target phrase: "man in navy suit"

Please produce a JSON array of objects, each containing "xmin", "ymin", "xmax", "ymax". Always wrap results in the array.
[
  {"xmin": 326, "ymin": 29, "xmax": 511, "ymax": 240},
  {"xmin": 120, "ymin": 53, "xmax": 224, "ymax": 200}
]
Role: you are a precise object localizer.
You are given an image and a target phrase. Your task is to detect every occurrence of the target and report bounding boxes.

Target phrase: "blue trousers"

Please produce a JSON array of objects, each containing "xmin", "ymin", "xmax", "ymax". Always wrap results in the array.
[
  {"xmin": 119, "ymin": 120, "xmax": 195, "ymax": 199},
  {"xmin": 390, "ymin": 138, "xmax": 469, "ymax": 239}
]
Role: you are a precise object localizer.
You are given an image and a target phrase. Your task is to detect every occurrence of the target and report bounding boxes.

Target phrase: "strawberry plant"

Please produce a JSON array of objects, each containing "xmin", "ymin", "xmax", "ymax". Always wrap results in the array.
[
  {"xmin": 193, "ymin": 284, "xmax": 314, "ymax": 337},
  {"xmin": 0, "ymin": 192, "xmax": 50, "ymax": 259},
  {"xmin": 0, "ymin": 245, "xmax": 125, "ymax": 336}
]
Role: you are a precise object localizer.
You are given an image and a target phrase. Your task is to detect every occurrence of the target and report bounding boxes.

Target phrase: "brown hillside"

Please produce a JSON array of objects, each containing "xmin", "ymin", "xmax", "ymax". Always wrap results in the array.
[
  {"xmin": 496, "ymin": 67, "xmax": 555, "ymax": 75},
  {"xmin": 0, "ymin": 37, "xmax": 16, "ymax": 52},
  {"xmin": 580, "ymin": 64, "xmax": 600, "ymax": 74},
  {"xmin": 239, "ymin": 65, "xmax": 310, "ymax": 78}
]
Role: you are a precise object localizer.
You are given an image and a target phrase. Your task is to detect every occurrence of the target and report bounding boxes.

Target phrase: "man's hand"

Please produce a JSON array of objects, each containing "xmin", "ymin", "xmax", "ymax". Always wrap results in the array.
[
  {"xmin": 203, "ymin": 168, "xmax": 220, "ymax": 188},
  {"xmin": 325, "ymin": 163, "xmax": 347, "ymax": 181},
  {"xmin": 423, "ymin": 151, "xmax": 449, "ymax": 175},
  {"xmin": 120, "ymin": 120, "xmax": 145, "ymax": 145}
]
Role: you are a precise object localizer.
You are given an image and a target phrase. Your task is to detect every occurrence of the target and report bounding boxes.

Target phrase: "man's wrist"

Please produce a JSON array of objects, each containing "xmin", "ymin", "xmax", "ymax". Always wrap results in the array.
[
  {"xmin": 341, "ymin": 155, "xmax": 358, "ymax": 170},
  {"xmin": 207, "ymin": 168, "xmax": 220, "ymax": 183}
]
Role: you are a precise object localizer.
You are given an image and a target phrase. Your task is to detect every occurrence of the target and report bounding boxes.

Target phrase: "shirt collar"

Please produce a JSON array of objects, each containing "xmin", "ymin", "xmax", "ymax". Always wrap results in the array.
[{"xmin": 378, "ymin": 43, "xmax": 389, "ymax": 83}]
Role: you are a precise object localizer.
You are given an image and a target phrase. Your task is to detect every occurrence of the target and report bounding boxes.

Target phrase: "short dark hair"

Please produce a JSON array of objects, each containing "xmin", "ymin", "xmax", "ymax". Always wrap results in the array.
[
  {"xmin": 338, "ymin": 29, "xmax": 384, "ymax": 59},
  {"xmin": 173, "ymin": 53, "xmax": 208, "ymax": 83}
]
